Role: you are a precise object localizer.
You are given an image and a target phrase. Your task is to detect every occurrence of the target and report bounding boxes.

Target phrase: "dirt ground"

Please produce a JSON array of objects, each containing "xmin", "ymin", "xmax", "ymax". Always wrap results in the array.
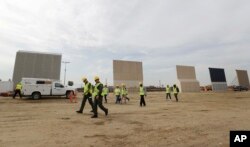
[{"xmin": 0, "ymin": 91, "xmax": 250, "ymax": 147}]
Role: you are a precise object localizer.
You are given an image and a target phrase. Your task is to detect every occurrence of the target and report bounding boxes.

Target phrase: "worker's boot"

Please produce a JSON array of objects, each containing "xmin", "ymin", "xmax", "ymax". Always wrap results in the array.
[
  {"xmin": 91, "ymin": 115, "xmax": 98, "ymax": 118},
  {"xmin": 76, "ymin": 110, "xmax": 82, "ymax": 114},
  {"xmin": 105, "ymin": 109, "xmax": 108, "ymax": 116}
]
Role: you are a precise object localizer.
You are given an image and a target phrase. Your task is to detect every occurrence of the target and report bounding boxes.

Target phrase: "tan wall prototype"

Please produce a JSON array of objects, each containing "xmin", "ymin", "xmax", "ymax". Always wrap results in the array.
[
  {"xmin": 113, "ymin": 60, "xmax": 143, "ymax": 93},
  {"xmin": 176, "ymin": 65, "xmax": 200, "ymax": 92},
  {"xmin": 236, "ymin": 70, "xmax": 250, "ymax": 88},
  {"xmin": 177, "ymin": 80, "xmax": 200, "ymax": 92},
  {"xmin": 176, "ymin": 65, "xmax": 196, "ymax": 79}
]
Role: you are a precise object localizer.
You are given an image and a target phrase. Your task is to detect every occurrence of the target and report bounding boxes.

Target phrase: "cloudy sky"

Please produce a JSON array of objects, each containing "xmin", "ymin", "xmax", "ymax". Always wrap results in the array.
[{"xmin": 0, "ymin": 0, "xmax": 250, "ymax": 86}]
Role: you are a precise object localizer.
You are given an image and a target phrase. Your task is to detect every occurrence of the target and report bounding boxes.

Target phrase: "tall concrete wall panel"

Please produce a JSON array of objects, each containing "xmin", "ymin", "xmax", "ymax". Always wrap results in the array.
[
  {"xmin": 176, "ymin": 65, "xmax": 200, "ymax": 92},
  {"xmin": 177, "ymin": 80, "xmax": 200, "ymax": 92},
  {"xmin": 209, "ymin": 68, "xmax": 227, "ymax": 91},
  {"xmin": 211, "ymin": 82, "xmax": 228, "ymax": 91},
  {"xmin": 12, "ymin": 51, "xmax": 61, "ymax": 87},
  {"xmin": 236, "ymin": 70, "xmax": 250, "ymax": 88},
  {"xmin": 113, "ymin": 60, "xmax": 143, "ymax": 93},
  {"xmin": 177, "ymin": 65, "xmax": 196, "ymax": 79}
]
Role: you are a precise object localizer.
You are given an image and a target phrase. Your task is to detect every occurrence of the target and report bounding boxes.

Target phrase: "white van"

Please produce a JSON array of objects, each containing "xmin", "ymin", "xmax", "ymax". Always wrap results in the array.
[{"xmin": 21, "ymin": 78, "xmax": 76, "ymax": 99}]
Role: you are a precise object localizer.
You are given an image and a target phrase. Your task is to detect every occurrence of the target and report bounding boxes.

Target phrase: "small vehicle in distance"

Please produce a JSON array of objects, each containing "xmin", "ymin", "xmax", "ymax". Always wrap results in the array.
[{"xmin": 233, "ymin": 85, "xmax": 249, "ymax": 91}]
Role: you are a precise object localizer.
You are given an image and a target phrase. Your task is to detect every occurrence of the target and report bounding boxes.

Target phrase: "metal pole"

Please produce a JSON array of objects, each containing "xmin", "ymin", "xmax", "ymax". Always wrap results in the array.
[{"xmin": 62, "ymin": 61, "xmax": 70, "ymax": 85}]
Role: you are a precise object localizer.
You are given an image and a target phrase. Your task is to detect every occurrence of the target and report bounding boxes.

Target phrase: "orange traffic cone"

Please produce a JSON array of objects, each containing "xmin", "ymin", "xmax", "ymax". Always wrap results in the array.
[{"xmin": 69, "ymin": 91, "xmax": 77, "ymax": 103}]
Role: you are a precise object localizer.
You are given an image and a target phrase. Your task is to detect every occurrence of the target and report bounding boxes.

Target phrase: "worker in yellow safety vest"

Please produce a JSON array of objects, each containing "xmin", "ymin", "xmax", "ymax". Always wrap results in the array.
[
  {"xmin": 114, "ymin": 85, "xmax": 121, "ymax": 104},
  {"xmin": 121, "ymin": 83, "xmax": 130, "ymax": 104},
  {"xmin": 103, "ymin": 85, "xmax": 109, "ymax": 103},
  {"xmin": 91, "ymin": 76, "xmax": 108, "ymax": 118},
  {"xmin": 139, "ymin": 82, "xmax": 146, "ymax": 107},
  {"xmin": 173, "ymin": 84, "xmax": 179, "ymax": 102},
  {"xmin": 13, "ymin": 82, "xmax": 22, "ymax": 99},
  {"xmin": 166, "ymin": 85, "xmax": 171, "ymax": 100},
  {"xmin": 76, "ymin": 77, "xmax": 95, "ymax": 114}
]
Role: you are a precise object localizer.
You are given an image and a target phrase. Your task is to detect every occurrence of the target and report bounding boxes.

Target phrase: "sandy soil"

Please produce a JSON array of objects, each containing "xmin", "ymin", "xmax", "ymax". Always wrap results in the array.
[{"xmin": 0, "ymin": 91, "xmax": 250, "ymax": 147}]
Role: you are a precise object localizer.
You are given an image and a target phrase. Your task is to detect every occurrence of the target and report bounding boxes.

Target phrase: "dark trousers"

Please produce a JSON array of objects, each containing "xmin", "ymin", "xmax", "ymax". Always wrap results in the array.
[
  {"xmin": 115, "ymin": 95, "xmax": 121, "ymax": 104},
  {"xmin": 140, "ymin": 95, "xmax": 146, "ymax": 106},
  {"xmin": 13, "ymin": 89, "xmax": 22, "ymax": 99},
  {"xmin": 93, "ymin": 96, "xmax": 108, "ymax": 116},
  {"xmin": 79, "ymin": 94, "xmax": 94, "ymax": 112},
  {"xmin": 174, "ymin": 93, "xmax": 178, "ymax": 102},
  {"xmin": 166, "ymin": 93, "xmax": 171, "ymax": 99},
  {"xmin": 104, "ymin": 95, "xmax": 107, "ymax": 103}
]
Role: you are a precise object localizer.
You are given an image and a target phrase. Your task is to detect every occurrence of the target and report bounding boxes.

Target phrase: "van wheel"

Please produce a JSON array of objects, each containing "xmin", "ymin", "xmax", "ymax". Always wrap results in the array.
[
  {"xmin": 32, "ymin": 92, "xmax": 41, "ymax": 100},
  {"xmin": 66, "ymin": 91, "xmax": 71, "ymax": 99}
]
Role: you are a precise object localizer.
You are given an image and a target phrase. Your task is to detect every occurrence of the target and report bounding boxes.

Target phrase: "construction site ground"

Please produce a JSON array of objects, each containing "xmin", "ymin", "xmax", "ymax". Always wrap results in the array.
[{"xmin": 0, "ymin": 91, "xmax": 250, "ymax": 147}]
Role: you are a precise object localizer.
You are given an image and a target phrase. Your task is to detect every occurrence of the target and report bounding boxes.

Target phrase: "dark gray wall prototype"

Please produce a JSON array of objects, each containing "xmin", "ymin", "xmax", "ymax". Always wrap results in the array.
[
  {"xmin": 209, "ymin": 68, "xmax": 227, "ymax": 82},
  {"xmin": 12, "ymin": 51, "xmax": 62, "ymax": 87},
  {"xmin": 209, "ymin": 68, "xmax": 227, "ymax": 91}
]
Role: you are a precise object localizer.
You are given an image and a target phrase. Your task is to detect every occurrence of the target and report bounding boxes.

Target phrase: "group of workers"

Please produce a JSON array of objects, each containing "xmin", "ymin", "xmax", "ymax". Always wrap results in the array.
[
  {"xmin": 76, "ymin": 76, "xmax": 108, "ymax": 118},
  {"xmin": 12, "ymin": 77, "xmax": 179, "ymax": 118},
  {"xmin": 166, "ymin": 84, "xmax": 179, "ymax": 102},
  {"xmin": 114, "ymin": 83, "xmax": 130, "ymax": 104}
]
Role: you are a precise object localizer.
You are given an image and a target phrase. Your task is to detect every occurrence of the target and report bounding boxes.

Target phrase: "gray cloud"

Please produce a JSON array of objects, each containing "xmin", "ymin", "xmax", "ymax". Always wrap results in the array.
[{"xmin": 0, "ymin": 0, "xmax": 250, "ymax": 86}]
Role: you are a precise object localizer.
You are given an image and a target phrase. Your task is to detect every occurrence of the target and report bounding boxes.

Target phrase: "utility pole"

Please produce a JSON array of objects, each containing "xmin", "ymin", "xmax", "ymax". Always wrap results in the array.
[{"xmin": 62, "ymin": 61, "xmax": 70, "ymax": 85}]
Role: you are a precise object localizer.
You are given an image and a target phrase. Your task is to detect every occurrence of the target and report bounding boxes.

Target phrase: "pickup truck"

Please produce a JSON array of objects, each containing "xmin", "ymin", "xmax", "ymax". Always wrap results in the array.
[
  {"xmin": 233, "ymin": 85, "xmax": 249, "ymax": 91},
  {"xmin": 21, "ymin": 78, "xmax": 76, "ymax": 99}
]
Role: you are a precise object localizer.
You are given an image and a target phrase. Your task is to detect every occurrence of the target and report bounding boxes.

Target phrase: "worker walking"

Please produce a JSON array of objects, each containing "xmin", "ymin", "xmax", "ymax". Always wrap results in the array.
[
  {"xmin": 173, "ymin": 84, "xmax": 179, "ymax": 102},
  {"xmin": 114, "ymin": 85, "xmax": 121, "ymax": 104},
  {"xmin": 91, "ymin": 76, "xmax": 108, "ymax": 118},
  {"xmin": 139, "ymin": 82, "xmax": 146, "ymax": 107},
  {"xmin": 103, "ymin": 85, "xmax": 109, "ymax": 103},
  {"xmin": 13, "ymin": 82, "xmax": 22, "ymax": 99},
  {"xmin": 121, "ymin": 83, "xmax": 129, "ymax": 104},
  {"xmin": 166, "ymin": 85, "xmax": 171, "ymax": 100},
  {"xmin": 76, "ymin": 77, "xmax": 94, "ymax": 114}
]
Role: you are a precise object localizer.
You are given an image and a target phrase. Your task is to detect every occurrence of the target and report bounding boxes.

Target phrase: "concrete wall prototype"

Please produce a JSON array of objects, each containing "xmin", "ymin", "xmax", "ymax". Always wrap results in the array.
[
  {"xmin": 12, "ymin": 51, "xmax": 61, "ymax": 87},
  {"xmin": 211, "ymin": 82, "xmax": 228, "ymax": 91},
  {"xmin": 176, "ymin": 65, "xmax": 200, "ymax": 92},
  {"xmin": 209, "ymin": 68, "xmax": 227, "ymax": 91},
  {"xmin": 113, "ymin": 60, "xmax": 143, "ymax": 93},
  {"xmin": 236, "ymin": 70, "xmax": 250, "ymax": 88}
]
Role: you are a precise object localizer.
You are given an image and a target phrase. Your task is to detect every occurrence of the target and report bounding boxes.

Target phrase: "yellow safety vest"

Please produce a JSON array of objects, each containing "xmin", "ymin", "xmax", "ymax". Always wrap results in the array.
[
  {"xmin": 16, "ymin": 83, "xmax": 22, "ymax": 90},
  {"xmin": 121, "ymin": 87, "xmax": 127, "ymax": 95},
  {"xmin": 139, "ymin": 87, "xmax": 145, "ymax": 96},
  {"xmin": 166, "ymin": 87, "xmax": 170, "ymax": 93},
  {"xmin": 173, "ymin": 87, "xmax": 178, "ymax": 94},
  {"xmin": 115, "ymin": 88, "xmax": 121, "ymax": 96},
  {"xmin": 93, "ymin": 82, "xmax": 104, "ymax": 97},
  {"xmin": 83, "ymin": 82, "xmax": 92, "ymax": 95},
  {"xmin": 103, "ymin": 87, "xmax": 108, "ymax": 95}
]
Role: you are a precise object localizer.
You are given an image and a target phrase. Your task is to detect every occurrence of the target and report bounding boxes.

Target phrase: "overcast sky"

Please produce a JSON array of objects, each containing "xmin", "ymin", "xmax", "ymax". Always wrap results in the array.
[{"xmin": 0, "ymin": 0, "xmax": 250, "ymax": 86}]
